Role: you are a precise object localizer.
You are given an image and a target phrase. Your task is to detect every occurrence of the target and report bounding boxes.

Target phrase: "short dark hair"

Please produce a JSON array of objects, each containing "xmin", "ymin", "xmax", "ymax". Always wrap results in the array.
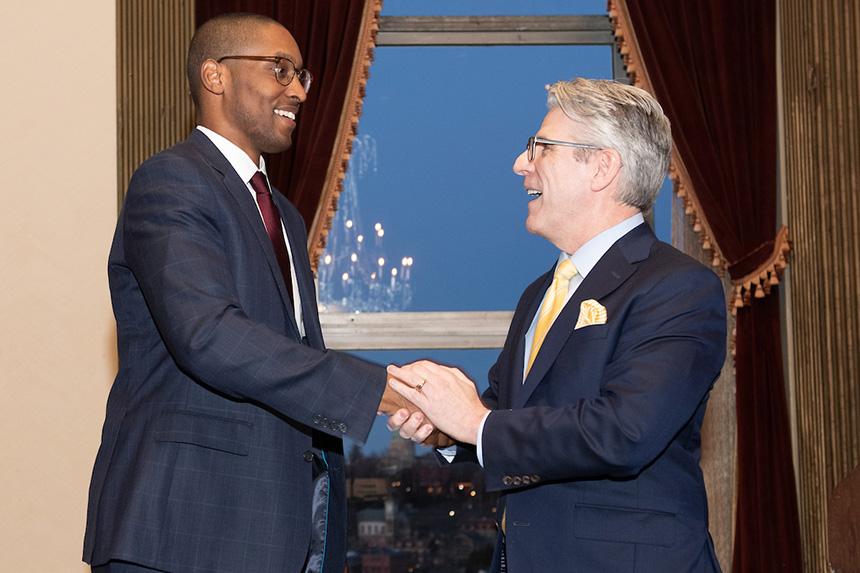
[{"xmin": 186, "ymin": 12, "xmax": 280, "ymax": 106}]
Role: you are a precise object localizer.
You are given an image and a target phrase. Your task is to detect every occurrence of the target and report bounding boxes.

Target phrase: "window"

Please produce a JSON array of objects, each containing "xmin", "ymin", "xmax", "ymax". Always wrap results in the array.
[{"xmin": 317, "ymin": 2, "xmax": 672, "ymax": 570}]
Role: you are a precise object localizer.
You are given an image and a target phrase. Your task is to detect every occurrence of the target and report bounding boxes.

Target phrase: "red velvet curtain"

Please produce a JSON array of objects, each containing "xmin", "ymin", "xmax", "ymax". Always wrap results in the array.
[
  {"xmin": 623, "ymin": 1, "xmax": 801, "ymax": 570},
  {"xmin": 196, "ymin": 0, "xmax": 368, "ymax": 228}
]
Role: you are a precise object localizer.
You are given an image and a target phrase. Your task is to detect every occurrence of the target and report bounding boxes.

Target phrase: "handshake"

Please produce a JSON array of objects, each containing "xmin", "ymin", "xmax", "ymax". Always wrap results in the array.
[{"xmin": 377, "ymin": 360, "xmax": 491, "ymax": 449}]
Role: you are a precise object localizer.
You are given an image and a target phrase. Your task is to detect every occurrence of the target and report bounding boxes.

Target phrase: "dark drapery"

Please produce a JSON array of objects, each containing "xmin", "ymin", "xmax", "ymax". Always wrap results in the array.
[
  {"xmin": 734, "ymin": 294, "xmax": 799, "ymax": 571},
  {"xmin": 196, "ymin": 0, "xmax": 368, "ymax": 230},
  {"xmin": 618, "ymin": 1, "xmax": 801, "ymax": 571}
]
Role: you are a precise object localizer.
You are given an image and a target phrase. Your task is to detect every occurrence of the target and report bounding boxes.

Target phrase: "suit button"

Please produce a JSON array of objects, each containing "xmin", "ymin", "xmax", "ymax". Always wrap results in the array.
[
  {"xmin": 338, "ymin": 422, "xmax": 348, "ymax": 434},
  {"xmin": 303, "ymin": 450, "xmax": 314, "ymax": 462},
  {"xmin": 512, "ymin": 476, "xmax": 522, "ymax": 486},
  {"xmin": 531, "ymin": 474, "xmax": 540, "ymax": 483},
  {"xmin": 312, "ymin": 414, "xmax": 322, "ymax": 425},
  {"xmin": 521, "ymin": 476, "xmax": 531, "ymax": 485},
  {"xmin": 502, "ymin": 476, "xmax": 513, "ymax": 486}
]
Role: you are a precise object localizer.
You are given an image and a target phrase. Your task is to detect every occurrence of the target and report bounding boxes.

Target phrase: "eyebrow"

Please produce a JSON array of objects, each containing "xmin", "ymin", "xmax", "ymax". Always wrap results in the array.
[{"xmin": 273, "ymin": 52, "xmax": 301, "ymax": 67}]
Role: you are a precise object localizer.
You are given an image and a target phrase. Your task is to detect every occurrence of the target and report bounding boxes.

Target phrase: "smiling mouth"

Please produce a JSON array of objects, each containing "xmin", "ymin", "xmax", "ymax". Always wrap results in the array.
[
  {"xmin": 527, "ymin": 188, "xmax": 542, "ymax": 200},
  {"xmin": 274, "ymin": 109, "xmax": 296, "ymax": 120}
]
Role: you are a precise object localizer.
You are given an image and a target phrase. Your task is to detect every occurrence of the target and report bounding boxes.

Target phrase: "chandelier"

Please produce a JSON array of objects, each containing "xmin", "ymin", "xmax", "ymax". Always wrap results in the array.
[{"xmin": 317, "ymin": 135, "xmax": 415, "ymax": 313}]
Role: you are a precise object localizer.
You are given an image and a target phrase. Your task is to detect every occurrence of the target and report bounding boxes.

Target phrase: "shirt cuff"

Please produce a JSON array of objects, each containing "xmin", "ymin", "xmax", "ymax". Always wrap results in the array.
[
  {"xmin": 476, "ymin": 410, "xmax": 492, "ymax": 467},
  {"xmin": 437, "ymin": 445, "xmax": 457, "ymax": 463}
]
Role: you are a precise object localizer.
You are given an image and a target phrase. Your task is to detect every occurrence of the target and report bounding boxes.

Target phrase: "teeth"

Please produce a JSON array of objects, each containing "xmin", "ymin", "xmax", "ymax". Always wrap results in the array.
[
  {"xmin": 274, "ymin": 109, "xmax": 296, "ymax": 120},
  {"xmin": 527, "ymin": 189, "xmax": 542, "ymax": 196}
]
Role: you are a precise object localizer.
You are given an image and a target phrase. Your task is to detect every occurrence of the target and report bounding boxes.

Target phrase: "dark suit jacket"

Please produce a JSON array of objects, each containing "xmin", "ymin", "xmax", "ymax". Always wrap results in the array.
[
  {"xmin": 456, "ymin": 223, "xmax": 726, "ymax": 572},
  {"xmin": 84, "ymin": 130, "xmax": 386, "ymax": 572}
]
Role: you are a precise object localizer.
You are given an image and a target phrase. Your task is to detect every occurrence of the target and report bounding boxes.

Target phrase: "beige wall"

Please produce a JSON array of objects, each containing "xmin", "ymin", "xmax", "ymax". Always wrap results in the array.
[{"xmin": 0, "ymin": 1, "xmax": 117, "ymax": 571}]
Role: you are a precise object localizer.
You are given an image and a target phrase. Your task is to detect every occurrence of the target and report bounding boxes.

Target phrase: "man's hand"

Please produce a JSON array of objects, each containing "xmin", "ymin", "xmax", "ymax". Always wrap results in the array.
[
  {"xmin": 379, "ymin": 377, "xmax": 454, "ymax": 448},
  {"xmin": 386, "ymin": 408, "xmax": 455, "ymax": 448},
  {"xmin": 378, "ymin": 381, "xmax": 413, "ymax": 415},
  {"xmin": 387, "ymin": 361, "xmax": 489, "ymax": 445}
]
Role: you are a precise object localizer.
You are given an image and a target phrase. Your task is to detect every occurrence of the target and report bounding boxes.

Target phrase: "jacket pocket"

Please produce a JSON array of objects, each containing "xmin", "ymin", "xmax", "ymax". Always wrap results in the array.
[
  {"xmin": 572, "ymin": 323, "xmax": 610, "ymax": 340},
  {"xmin": 573, "ymin": 503, "xmax": 676, "ymax": 547},
  {"xmin": 154, "ymin": 409, "xmax": 252, "ymax": 456}
]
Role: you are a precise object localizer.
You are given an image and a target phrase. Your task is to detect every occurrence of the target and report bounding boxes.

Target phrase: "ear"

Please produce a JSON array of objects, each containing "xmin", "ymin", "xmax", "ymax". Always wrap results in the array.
[
  {"xmin": 200, "ymin": 59, "xmax": 225, "ymax": 96},
  {"xmin": 591, "ymin": 148, "xmax": 623, "ymax": 193}
]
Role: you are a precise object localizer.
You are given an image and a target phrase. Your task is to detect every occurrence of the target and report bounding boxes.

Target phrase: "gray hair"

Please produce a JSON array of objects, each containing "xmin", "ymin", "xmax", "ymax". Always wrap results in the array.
[{"xmin": 546, "ymin": 78, "xmax": 671, "ymax": 211}]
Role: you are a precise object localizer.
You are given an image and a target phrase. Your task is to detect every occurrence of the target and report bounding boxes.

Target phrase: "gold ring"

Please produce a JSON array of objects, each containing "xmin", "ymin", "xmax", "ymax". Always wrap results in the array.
[{"xmin": 415, "ymin": 380, "xmax": 426, "ymax": 392}]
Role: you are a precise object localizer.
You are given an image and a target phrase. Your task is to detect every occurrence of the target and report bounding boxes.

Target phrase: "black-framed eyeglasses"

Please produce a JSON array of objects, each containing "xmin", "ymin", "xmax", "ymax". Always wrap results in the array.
[
  {"xmin": 527, "ymin": 136, "xmax": 600, "ymax": 162},
  {"xmin": 217, "ymin": 55, "xmax": 313, "ymax": 92}
]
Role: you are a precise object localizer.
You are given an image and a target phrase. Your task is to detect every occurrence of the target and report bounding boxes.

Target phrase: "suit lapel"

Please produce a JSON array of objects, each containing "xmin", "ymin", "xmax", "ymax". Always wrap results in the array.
[
  {"xmin": 499, "ymin": 274, "xmax": 551, "ymax": 409},
  {"xmin": 271, "ymin": 190, "xmax": 326, "ymax": 349},
  {"xmin": 505, "ymin": 272, "xmax": 555, "ymax": 407},
  {"xmin": 188, "ymin": 131, "xmax": 300, "ymax": 337},
  {"xmin": 513, "ymin": 224, "xmax": 655, "ymax": 409}
]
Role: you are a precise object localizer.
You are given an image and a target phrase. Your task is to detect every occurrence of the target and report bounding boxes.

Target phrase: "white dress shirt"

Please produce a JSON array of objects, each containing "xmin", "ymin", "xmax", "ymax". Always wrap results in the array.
[{"xmin": 196, "ymin": 125, "xmax": 305, "ymax": 337}]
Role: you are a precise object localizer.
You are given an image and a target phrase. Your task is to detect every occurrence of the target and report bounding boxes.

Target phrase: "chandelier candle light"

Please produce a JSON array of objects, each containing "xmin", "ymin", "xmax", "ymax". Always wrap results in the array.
[{"xmin": 317, "ymin": 135, "xmax": 415, "ymax": 313}]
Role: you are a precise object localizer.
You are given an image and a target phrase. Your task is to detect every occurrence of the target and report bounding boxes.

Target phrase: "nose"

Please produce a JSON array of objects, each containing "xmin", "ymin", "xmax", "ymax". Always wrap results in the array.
[
  {"xmin": 512, "ymin": 149, "xmax": 531, "ymax": 175},
  {"xmin": 287, "ymin": 80, "xmax": 307, "ymax": 103}
]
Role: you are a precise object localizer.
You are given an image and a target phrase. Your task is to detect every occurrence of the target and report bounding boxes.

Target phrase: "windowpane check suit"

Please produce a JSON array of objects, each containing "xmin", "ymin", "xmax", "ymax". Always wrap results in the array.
[{"xmin": 84, "ymin": 130, "xmax": 387, "ymax": 573}]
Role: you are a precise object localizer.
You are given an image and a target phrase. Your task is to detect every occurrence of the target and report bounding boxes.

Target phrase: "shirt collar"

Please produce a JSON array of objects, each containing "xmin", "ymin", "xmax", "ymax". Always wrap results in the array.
[
  {"xmin": 560, "ymin": 212, "xmax": 645, "ymax": 278},
  {"xmin": 196, "ymin": 125, "xmax": 266, "ymax": 183}
]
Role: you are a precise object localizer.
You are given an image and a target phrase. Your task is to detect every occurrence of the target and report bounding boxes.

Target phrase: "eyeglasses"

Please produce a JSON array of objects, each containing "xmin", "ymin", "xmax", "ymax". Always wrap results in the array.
[
  {"xmin": 217, "ymin": 55, "xmax": 313, "ymax": 92},
  {"xmin": 527, "ymin": 136, "xmax": 600, "ymax": 162}
]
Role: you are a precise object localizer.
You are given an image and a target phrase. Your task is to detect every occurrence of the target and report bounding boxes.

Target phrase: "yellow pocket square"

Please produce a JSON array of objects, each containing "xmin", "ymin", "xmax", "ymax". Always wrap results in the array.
[{"xmin": 575, "ymin": 299, "xmax": 607, "ymax": 330}]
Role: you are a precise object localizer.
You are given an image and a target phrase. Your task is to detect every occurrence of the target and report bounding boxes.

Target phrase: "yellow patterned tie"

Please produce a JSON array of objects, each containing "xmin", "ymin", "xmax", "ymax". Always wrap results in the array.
[{"xmin": 526, "ymin": 259, "xmax": 578, "ymax": 375}]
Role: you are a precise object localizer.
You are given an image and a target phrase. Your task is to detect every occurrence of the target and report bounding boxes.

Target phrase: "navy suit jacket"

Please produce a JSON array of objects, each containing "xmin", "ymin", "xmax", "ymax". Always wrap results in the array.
[
  {"xmin": 457, "ymin": 223, "xmax": 726, "ymax": 572},
  {"xmin": 84, "ymin": 130, "xmax": 387, "ymax": 572}
]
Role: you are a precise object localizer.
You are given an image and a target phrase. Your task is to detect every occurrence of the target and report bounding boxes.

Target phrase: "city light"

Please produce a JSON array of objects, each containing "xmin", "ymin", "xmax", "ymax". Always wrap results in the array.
[{"xmin": 345, "ymin": 442, "xmax": 496, "ymax": 570}]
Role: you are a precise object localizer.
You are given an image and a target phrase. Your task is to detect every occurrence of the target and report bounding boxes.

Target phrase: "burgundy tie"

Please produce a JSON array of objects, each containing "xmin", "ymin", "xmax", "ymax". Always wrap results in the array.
[{"xmin": 249, "ymin": 171, "xmax": 294, "ymax": 307}]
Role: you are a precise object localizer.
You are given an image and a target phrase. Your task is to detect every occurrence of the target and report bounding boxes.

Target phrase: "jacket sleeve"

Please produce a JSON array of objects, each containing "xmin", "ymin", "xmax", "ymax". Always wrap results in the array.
[
  {"xmin": 444, "ymin": 336, "xmax": 506, "ymax": 466},
  {"xmin": 121, "ymin": 153, "xmax": 386, "ymax": 443},
  {"xmin": 480, "ymin": 265, "xmax": 727, "ymax": 489}
]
